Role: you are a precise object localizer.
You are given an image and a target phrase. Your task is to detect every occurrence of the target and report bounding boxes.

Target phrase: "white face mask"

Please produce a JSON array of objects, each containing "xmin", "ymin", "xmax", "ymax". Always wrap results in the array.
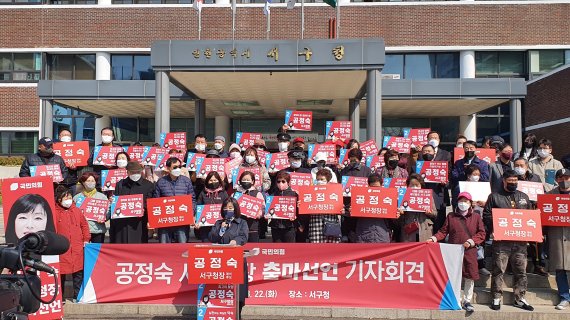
[
  {"xmin": 101, "ymin": 135, "xmax": 113, "ymax": 144},
  {"xmin": 245, "ymin": 155, "xmax": 256, "ymax": 164},
  {"xmin": 315, "ymin": 180, "xmax": 327, "ymax": 185},
  {"xmin": 456, "ymin": 143, "xmax": 464, "ymax": 148},
  {"xmin": 117, "ymin": 159, "xmax": 128, "ymax": 168},
  {"xmin": 230, "ymin": 152, "xmax": 241, "ymax": 159},
  {"xmin": 214, "ymin": 143, "xmax": 223, "ymax": 151},
  {"xmin": 537, "ymin": 148, "xmax": 551, "ymax": 158},
  {"xmin": 129, "ymin": 173, "xmax": 142, "ymax": 182},
  {"xmin": 62, "ymin": 199, "xmax": 73, "ymax": 208},
  {"xmin": 428, "ymin": 139, "xmax": 439, "ymax": 148},
  {"xmin": 170, "ymin": 168, "xmax": 182, "ymax": 177},
  {"xmin": 84, "ymin": 182, "xmax": 96, "ymax": 191},
  {"xmin": 458, "ymin": 201, "xmax": 471, "ymax": 212},
  {"xmin": 514, "ymin": 167, "xmax": 526, "ymax": 176},
  {"xmin": 410, "ymin": 186, "xmax": 422, "ymax": 189},
  {"xmin": 60, "ymin": 136, "xmax": 72, "ymax": 143},
  {"xmin": 468, "ymin": 175, "xmax": 480, "ymax": 182},
  {"xmin": 195, "ymin": 143, "xmax": 206, "ymax": 152},
  {"xmin": 290, "ymin": 160, "xmax": 301, "ymax": 169},
  {"xmin": 278, "ymin": 142, "xmax": 289, "ymax": 152}
]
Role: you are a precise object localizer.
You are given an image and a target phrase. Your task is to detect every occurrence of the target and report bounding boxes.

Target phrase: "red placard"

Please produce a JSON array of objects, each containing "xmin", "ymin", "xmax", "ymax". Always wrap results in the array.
[
  {"xmin": 147, "ymin": 195, "xmax": 194, "ymax": 228},
  {"xmin": 265, "ymin": 196, "xmax": 297, "ymax": 220},
  {"xmin": 492, "ymin": 209, "xmax": 543, "ymax": 242},
  {"xmin": 366, "ymin": 155, "xmax": 385, "ymax": 172},
  {"xmin": 195, "ymin": 204, "xmax": 223, "ymax": 227},
  {"xmin": 382, "ymin": 178, "xmax": 407, "ymax": 189},
  {"xmin": 285, "ymin": 110, "xmax": 313, "ymax": 131},
  {"xmin": 341, "ymin": 176, "xmax": 369, "ymax": 197},
  {"xmin": 359, "ymin": 140, "xmax": 379, "ymax": 158},
  {"xmin": 155, "ymin": 152, "xmax": 186, "ymax": 171},
  {"xmin": 53, "ymin": 141, "xmax": 90, "ymax": 167},
  {"xmin": 233, "ymin": 193, "xmax": 265, "ymax": 219},
  {"xmin": 308, "ymin": 144, "xmax": 337, "ymax": 165},
  {"xmin": 403, "ymin": 128, "xmax": 431, "ymax": 147},
  {"xmin": 537, "ymin": 194, "xmax": 570, "ymax": 227},
  {"xmin": 101, "ymin": 168, "xmax": 128, "ymax": 191},
  {"xmin": 142, "ymin": 147, "xmax": 169, "ymax": 167},
  {"xmin": 92, "ymin": 146, "xmax": 124, "ymax": 167},
  {"xmin": 351, "ymin": 187, "xmax": 398, "ymax": 219},
  {"xmin": 1, "ymin": 176, "xmax": 56, "ymax": 244},
  {"xmin": 266, "ymin": 152, "xmax": 290, "ymax": 173},
  {"xmin": 187, "ymin": 152, "xmax": 207, "ymax": 172},
  {"xmin": 197, "ymin": 284, "xmax": 237, "ymax": 320},
  {"xmin": 224, "ymin": 157, "xmax": 242, "ymax": 178},
  {"xmin": 196, "ymin": 158, "xmax": 227, "ymax": 179},
  {"xmin": 74, "ymin": 196, "xmax": 109, "ymax": 222},
  {"xmin": 30, "ymin": 164, "xmax": 63, "ymax": 183},
  {"xmin": 160, "ymin": 132, "xmax": 187, "ymax": 150},
  {"xmin": 110, "ymin": 194, "xmax": 144, "ymax": 219},
  {"xmin": 325, "ymin": 121, "xmax": 352, "ymax": 140},
  {"xmin": 415, "ymin": 161, "xmax": 448, "ymax": 184},
  {"xmin": 382, "ymin": 136, "xmax": 413, "ymax": 154},
  {"xmin": 236, "ymin": 132, "xmax": 263, "ymax": 150},
  {"xmin": 29, "ymin": 256, "xmax": 63, "ymax": 320},
  {"xmin": 232, "ymin": 167, "xmax": 262, "ymax": 189},
  {"xmin": 298, "ymin": 184, "xmax": 343, "ymax": 214},
  {"xmin": 517, "ymin": 181, "xmax": 545, "ymax": 202},
  {"xmin": 125, "ymin": 145, "xmax": 147, "ymax": 163},
  {"xmin": 187, "ymin": 246, "xmax": 244, "ymax": 285},
  {"xmin": 453, "ymin": 148, "xmax": 496, "ymax": 164},
  {"xmin": 400, "ymin": 189, "xmax": 433, "ymax": 212},
  {"xmin": 289, "ymin": 172, "xmax": 313, "ymax": 193}
]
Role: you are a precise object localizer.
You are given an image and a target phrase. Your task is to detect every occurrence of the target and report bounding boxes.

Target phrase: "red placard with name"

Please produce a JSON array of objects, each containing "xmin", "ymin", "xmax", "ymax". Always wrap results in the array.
[
  {"xmin": 141, "ymin": 147, "xmax": 169, "ymax": 167},
  {"xmin": 28, "ymin": 256, "xmax": 64, "ymax": 320},
  {"xmin": 195, "ymin": 204, "xmax": 223, "ymax": 227},
  {"xmin": 233, "ymin": 193, "xmax": 265, "ymax": 219},
  {"xmin": 453, "ymin": 148, "xmax": 496, "ymax": 164},
  {"xmin": 403, "ymin": 128, "xmax": 431, "ymax": 147},
  {"xmin": 224, "ymin": 157, "xmax": 242, "ymax": 179},
  {"xmin": 517, "ymin": 181, "xmax": 545, "ymax": 202},
  {"xmin": 325, "ymin": 121, "xmax": 352, "ymax": 140},
  {"xmin": 399, "ymin": 189, "xmax": 433, "ymax": 212},
  {"xmin": 53, "ymin": 141, "xmax": 90, "ymax": 167},
  {"xmin": 266, "ymin": 152, "xmax": 290, "ymax": 173},
  {"xmin": 265, "ymin": 196, "xmax": 297, "ymax": 220},
  {"xmin": 188, "ymin": 246, "xmax": 244, "ymax": 285},
  {"xmin": 351, "ymin": 187, "xmax": 398, "ymax": 219},
  {"xmin": 288, "ymin": 172, "xmax": 313, "ymax": 193},
  {"xmin": 160, "ymin": 132, "xmax": 187, "ymax": 151},
  {"xmin": 366, "ymin": 155, "xmax": 385, "ymax": 172},
  {"xmin": 492, "ymin": 209, "xmax": 543, "ymax": 242},
  {"xmin": 155, "ymin": 152, "xmax": 186, "ymax": 171},
  {"xmin": 341, "ymin": 176, "xmax": 369, "ymax": 197},
  {"xmin": 235, "ymin": 132, "xmax": 263, "ymax": 150},
  {"xmin": 30, "ymin": 164, "xmax": 63, "ymax": 183},
  {"xmin": 360, "ymin": 140, "xmax": 379, "ymax": 158},
  {"xmin": 308, "ymin": 143, "xmax": 337, "ymax": 165},
  {"xmin": 147, "ymin": 195, "xmax": 194, "ymax": 228},
  {"xmin": 298, "ymin": 184, "xmax": 343, "ymax": 215},
  {"xmin": 92, "ymin": 146, "xmax": 124, "ymax": 166},
  {"xmin": 101, "ymin": 168, "xmax": 128, "ymax": 191},
  {"xmin": 186, "ymin": 152, "xmax": 206, "ymax": 172},
  {"xmin": 75, "ymin": 196, "xmax": 109, "ymax": 222},
  {"xmin": 232, "ymin": 167, "xmax": 262, "ymax": 189},
  {"xmin": 382, "ymin": 178, "xmax": 407, "ymax": 189},
  {"xmin": 285, "ymin": 110, "xmax": 313, "ymax": 131},
  {"xmin": 125, "ymin": 146, "xmax": 147, "ymax": 163},
  {"xmin": 110, "ymin": 194, "xmax": 144, "ymax": 219},
  {"xmin": 196, "ymin": 157, "xmax": 227, "ymax": 179},
  {"xmin": 537, "ymin": 194, "xmax": 570, "ymax": 227},
  {"xmin": 382, "ymin": 136, "xmax": 412, "ymax": 154},
  {"xmin": 415, "ymin": 161, "xmax": 448, "ymax": 184}
]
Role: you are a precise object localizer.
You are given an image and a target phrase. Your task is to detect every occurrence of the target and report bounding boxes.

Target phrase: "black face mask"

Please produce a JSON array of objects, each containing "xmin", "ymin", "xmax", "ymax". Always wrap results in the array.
[
  {"xmin": 40, "ymin": 148, "xmax": 53, "ymax": 156},
  {"xmin": 524, "ymin": 142, "xmax": 534, "ymax": 149},
  {"xmin": 559, "ymin": 180, "xmax": 570, "ymax": 190},
  {"xmin": 387, "ymin": 159, "xmax": 399, "ymax": 169},
  {"xmin": 422, "ymin": 154, "xmax": 434, "ymax": 161},
  {"xmin": 207, "ymin": 182, "xmax": 220, "ymax": 189},
  {"xmin": 465, "ymin": 150, "xmax": 476, "ymax": 159},
  {"xmin": 240, "ymin": 181, "xmax": 253, "ymax": 190},
  {"xmin": 506, "ymin": 182, "xmax": 518, "ymax": 193}
]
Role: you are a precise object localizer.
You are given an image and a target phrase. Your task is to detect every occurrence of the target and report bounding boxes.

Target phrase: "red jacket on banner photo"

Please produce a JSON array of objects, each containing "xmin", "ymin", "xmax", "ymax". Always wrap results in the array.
[{"xmin": 55, "ymin": 204, "xmax": 91, "ymax": 274}]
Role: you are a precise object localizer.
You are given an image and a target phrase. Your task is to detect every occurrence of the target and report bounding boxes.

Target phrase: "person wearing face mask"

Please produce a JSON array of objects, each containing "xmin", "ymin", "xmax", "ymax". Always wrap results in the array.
[
  {"xmin": 233, "ymin": 171, "xmax": 266, "ymax": 242},
  {"xmin": 252, "ymin": 139, "xmax": 268, "ymax": 152},
  {"xmin": 397, "ymin": 174, "xmax": 436, "ymax": 242},
  {"xmin": 514, "ymin": 158, "xmax": 541, "ymax": 183},
  {"xmin": 428, "ymin": 192, "xmax": 486, "ymax": 313},
  {"xmin": 451, "ymin": 140, "xmax": 490, "ymax": 207},
  {"xmin": 54, "ymin": 185, "xmax": 90, "ymax": 301},
  {"xmin": 489, "ymin": 136, "xmax": 505, "ymax": 160},
  {"xmin": 421, "ymin": 144, "xmax": 450, "ymax": 234},
  {"xmin": 111, "ymin": 161, "xmax": 155, "ymax": 244},
  {"xmin": 88, "ymin": 127, "xmax": 121, "ymax": 177},
  {"xmin": 276, "ymin": 132, "xmax": 291, "ymax": 153},
  {"xmin": 426, "ymin": 131, "xmax": 451, "ymax": 162},
  {"xmin": 482, "ymin": 170, "xmax": 534, "ymax": 311},
  {"xmin": 19, "ymin": 137, "xmax": 69, "ymax": 183},
  {"xmin": 228, "ymin": 143, "xmax": 243, "ymax": 161},
  {"xmin": 355, "ymin": 174, "xmax": 398, "ymax": 243},
  {"xmin": 378, "ymin": 149, "xmax": 409, "ymax": 180},
  {"xmin": 489, "ymin": 143, "xmax": 515, "ymax": 193},
  {"xmin": 267, "ymin": 170, "xmax": 299, "ymax": 243},
  {"xmin": 284, "ymin": 150, "xmax": 311, "ymax": 174},
  {"xmin": 513, "ymin": 133, "xmax": 538, "ymax": 161},
  {"xmin": 546, "ymin": 169, "xmax": 570, "ymax": 310},
  {"xmin": 310, "ymin": 152, "xmax": 339, "ymax": 184},
  {"xmin": 154, "ymin": 157, "xmax": 196, "ymax": 243},
  {"xmin": 529, "ymin": 138, "xmax": 564, "ymax": 192},
  {"xmin": 195, "ymin": 172, "xmax": 229, "ymax": 242},
  {"xmin": 239, "ymin": 147, "xmax": 271, "ymax": 192},
  {"xmin": 308, "ymin": 169, "xmax": 343, "ymax": 243},
  {"xmin": 213, "ymin": 136, "xmax": 229, "ymax": 158},
  {"xmin": 58, "ymin": 129, "xmax": 83, "ymax": 190},
  {"xmin": 189, "ymin": 134, "xmax": 208, "ymax": 154},
  {"xmin": 73, "ymin": 172, "xmax": 110, "ymax": 243}
]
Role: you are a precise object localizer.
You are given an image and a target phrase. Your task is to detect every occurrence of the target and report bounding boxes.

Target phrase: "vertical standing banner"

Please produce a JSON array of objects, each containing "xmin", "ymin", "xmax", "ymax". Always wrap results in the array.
[
  {"xmin": 147, "ymin": 195, "xmax": 194, "ymax": 229},
  {"xmin": 415, "ymin": 161, "xmax": 448, "ymax": 184},
  {"xmin": 492, "ymin": 209, "xmax": 543, "ymax": 242},
  {"xmin": 53, "ymin": 141, "xmax": 90, "ymax": 167},
  {"xmin": 350, "ymin": 186, "xmax": 398, "ymax": 218},
  {"xmin": 382, "ymin": 136, "xmax": 412, "ymax": 154},
  {"xmin": 29, "ymin": 256, "xmax": 63, "ymax": 320},
  {"xmin": 100, "ymin": 168, "xmax": 128, "ymax": 191},
  {"xmin": 453, "ymin": 148, "xmax": 496, "ymax": 164},
  {"xmin": 235, "ymin": 132, "xmax": 263, "ymax": 150},
  {"xmin": 307, "ymin": 144, "xmax": 337, "ymax": 164},
  {"xmin": 325, "ymin": 121, "xmax": 352, "ymax": 141},
  {"xmin": 403, "ymin": 128, "xmax": 431, "ymax": 148},
  {"xmin": 537, "ymin": 194, "xmax": 570, "ymax": 226},
  {"xmin": 110, "ymin": 194, "xmax": 144, "ymax": 219},
  {"xmin": 285, "ymin": 110, "xmax": 313, "ymax": 131},
  {"xmin": 124, "ymin": 145, "xmax": 147, "ymax": 163},
  {"xmin": 160, "ymin": 132, "xmax": 187, "ymax": 150},
  {"xmin": 298, "ymin": 184, "xmax": 343, "ymax": 214},
  {"xmin": 92, "ymin": 146, "xmax": 125, "ymax": 166},
  {"xmin": 30, "ymin": 165, "xmax": 64, "ymax": 183}
]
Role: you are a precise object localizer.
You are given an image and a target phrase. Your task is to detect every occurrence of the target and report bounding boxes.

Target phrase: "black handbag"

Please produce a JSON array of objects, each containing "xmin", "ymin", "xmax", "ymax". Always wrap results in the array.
[{"xmin": 323, "ymin": 220, "xmax": 342, "ymax": 238}]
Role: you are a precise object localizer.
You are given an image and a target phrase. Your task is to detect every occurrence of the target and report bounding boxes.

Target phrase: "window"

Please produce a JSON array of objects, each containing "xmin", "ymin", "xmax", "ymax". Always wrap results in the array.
[
  {"xmin": 0, "ymin": 0, "xmax": 43, "ymax": 4},
  {"xmin": 383, "ymin": 54, "xmax": 403, "ymax": 79},
  {"xmin": 384, "ymin": 52, "xmax": 459, "ymax": 80},
  {"xmin": 537, "ymin": 50, "xmax": 565, "ymax": 73},
  {"xmin": 475, "ymin": 51, "xmax": 526, "ymax": 78},
  {"xmin": 0, "ymin": 53, "xmax": 41, "ymax": 82},
  {"xmin": 52, "ymin": 104, "xmax": 96, "ymax": 145},
  {"xmin": 111, "ymin": 54, "xmax": 154, "ymax": 80},
  {"xmin": 0, "ymin": 131, "xmax": 38, "ymax": 155},
  {"xmin": 47, "ymin": 54, "xmax": 96, "ymax": 80}
]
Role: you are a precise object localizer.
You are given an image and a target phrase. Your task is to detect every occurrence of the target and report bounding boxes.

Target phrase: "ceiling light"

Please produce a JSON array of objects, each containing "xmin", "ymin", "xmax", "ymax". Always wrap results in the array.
[
  {"xmin": 222, "ymin": 101, "xmax": 260, "ymax": 107},
  {"xmin": 296, "ymin": 99, "xmax": 333, "ymax": 106}
]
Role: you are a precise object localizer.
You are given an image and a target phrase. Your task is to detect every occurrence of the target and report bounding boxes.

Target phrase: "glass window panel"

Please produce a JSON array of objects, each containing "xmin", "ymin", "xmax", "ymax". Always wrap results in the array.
[
  {"xmin": 404, "ymin": 54, "xmax": 434, "ymax": 79},
  {"xmin": 170, "ymin": 118, "xmax": 188, "ymax": 133},
  {"xmin": 74, "ymin": 55, "xmax": 96, "ymax": 80},
  {"xmin": 48, "ymin": 55, "xmax": 74, "ymax": 80},
  {"xmin": 498, "ymin": 52, "xmax": 525, "ymax": 75},
  {"xmin": 73, "ymin": 117, "xmax": 96, "ymax": 144},
  {"xmin": 13, "ymin": 53, "xmax": 35, "ymax": 71},
  {"xmin": 475, "ymin": 52, "xmax": 498, "ymax": 76},
  {"xmin": 539, "ymin": 50, "xmax": 565, "ymax": 73},
  {"xmin": 111, "ymin": 55, "xmax": 133, "ymax": 80},
  {"xmin": 113, "ymin": 118, "xmax": 139, "ymax": 142},
  {"xmin": 0, "ymin": 53, "xmax": 12, "ymax": 71},
  {"xmin": 11, "ymin": 132, "xmax": 38, "ymax": 154},
  {"xmin": 133, "ymin": 55, "xmax": 154, "ymax": 80},
  {"xmin": 435, "ymin": 53, "xmax": 459, "ymax": 78},
  {"xmin": 0, "ymin": 132, "xmax": 10, "ymax": 154},
  {"xmin": 138, "ymin": 118, "xmax": 155, "ymax": 143},
  {"xmin": 382, "ymin": 54, "xmax": 403, "ymax": 78}
]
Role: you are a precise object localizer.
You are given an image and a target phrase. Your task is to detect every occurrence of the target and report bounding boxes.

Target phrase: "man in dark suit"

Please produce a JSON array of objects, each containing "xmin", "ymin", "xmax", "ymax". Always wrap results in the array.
[{"xmin": 427, "ymin": 131, "xmax": 452, "ymax": 162}]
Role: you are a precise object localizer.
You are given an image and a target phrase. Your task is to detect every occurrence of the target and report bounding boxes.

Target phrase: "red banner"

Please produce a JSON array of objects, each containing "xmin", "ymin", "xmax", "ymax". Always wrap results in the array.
[
  {"xmin": 160, "ymin": 132, "xmax": 187, "ymax": 151},
  {"xmin": 382, "ymin": 136, "xmax": 412, "ymax": 154},
  {"xmin": 125, "ymin": 146, "xmax": 147, "ymax": 163},
  {"xmin": 453, "ymin": 147, "xmax": 496, "ymax": 164},
  {"xmin": 266, "ymin": 152, "xmax": 290, "ymax": 173},
  {"xmin": 288, "ymin": 172, "xmax": 312, "ymax": 193},
  {"xmin": 351, "ymin": 187, "xmax": 398, "ymax": 219},
  {"xmin": 233, "ymin": 193, "xmax": 265, "ymax": 219},
  {"xmin": 141, "ymin": 147, "xmax": 169, "ymax": 167},
  {"xmin": 110, "ymin": 194, "xmax": 144, "ymax": 219},
  {"xmin": 74, "ymin": 196, "xmax": 109, "ymax": 222},
  {"xmin": 53, "ymin": 141, "xmax": 89, "ymax": 167},
  {"xmin": 360, "ymin": 140, "xmax": 379, "ymax": 158},
  {"xmin": 492, "ymin": 209, "xmax": 543, "ymax": 242},
  {"xmin": 403, "ymin": 128, "xmax": 431, "ymax": 148},
  {"xmin": 382, "ymin": 178, "xmax": 407, "ymax": 189},
  {"xmin": 195, "ymin": 204, "xmax": 223, "ymax": 227},
  {"xmin": 30, "ymin": 164, "xmax": 63, "ymax": 183},
  {"xmin": 236, "ymin": 132, "xmax": 263, "ymax": 150},
  {"xmin": 325, "ymin": 121, "xmax": 352, "ymax": 140},
  {"xmin": 400, "ymin": 188, "xmax": 433, "ymax": 212},
  {"xmin": 366, "ymin": 155, "xmax": 385, "ymax": 172},
  {"xmin": 265, "ymin": 196, "xmax": 296, "ymax": 220},
  {"xmin": 537, "ymin": 194, "xmax": 570, "ymax": 227},
  {"xmin": 29, "ymin": 256, "xmax": 63, "ymax": 320},
  {"xmin": 232, "ymin": 167, "xmax": 261, "ymax": 189},
  {"xmin": 308, "ymin": 144, "xmax": 337, "ymax": 165},
  {"xmin": 298, "ymin": 184, "xmax": 343, "ymax": 214},
  {"xmin": 147, "ymin": 195, "xmax": 194, "ymax": 228},
  {"xmin": 92, "ymin": 146, "xmax": 124, "ymax": 167},
  {"xmin": 100, "ymin": 168, "xmax": 128, "ymax": 191},
  {"xmin": 187, "ymin": 246, "xmax": 244, "ymax": 285},
  {"xmin": 187, "ymin": 152, "xmax": 206, "ymax": 172},
  {"xmin": 517, "ymin": 181, "xmax": 545, "ymax": 202},
  {"xmin": 285, "ymin": 110, "xmax": 313, "ymax": 131},
  {"xmin": 341, "ymin": 176, "xmax": 369, "ymax": 197},
  {"xmin": 415, "ymin": 161, "xmax": 448, "ymax": 184}
]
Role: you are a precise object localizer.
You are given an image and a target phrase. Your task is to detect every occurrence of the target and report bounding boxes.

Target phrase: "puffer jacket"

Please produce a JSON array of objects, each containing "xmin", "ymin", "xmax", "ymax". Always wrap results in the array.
[
  {"xmin": 55, "ymin": 204, "xmax": 90, "ymax": 274},
  {"xmin": 19, "ymin": 152, "xmax": 68, "ymax": 181}
]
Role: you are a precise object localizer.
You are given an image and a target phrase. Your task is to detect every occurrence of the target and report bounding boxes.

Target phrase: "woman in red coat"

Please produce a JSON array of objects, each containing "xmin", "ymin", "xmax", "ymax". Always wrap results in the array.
[
  {"xmin": 428, "ymin": 192, "xmax": 486, "ymax": 313},
  {"xmin": 54, "ymin": 186, "xmax": 91, "ymax": 301}
]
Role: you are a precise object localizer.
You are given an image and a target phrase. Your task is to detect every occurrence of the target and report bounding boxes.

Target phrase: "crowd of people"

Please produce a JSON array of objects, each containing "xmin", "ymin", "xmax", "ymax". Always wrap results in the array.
[{"xmin": 11, "ymin": 126, "xmax": 570, "ymax": 312}]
